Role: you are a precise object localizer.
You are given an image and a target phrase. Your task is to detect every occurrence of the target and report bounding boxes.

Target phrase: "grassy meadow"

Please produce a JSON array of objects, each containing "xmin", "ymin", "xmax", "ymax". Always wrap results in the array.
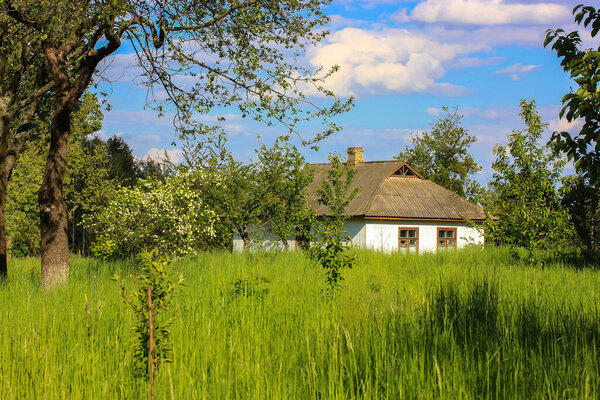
[{"xmin": 1, "ymin": 248, "xmax": 599, "ymax": 399}]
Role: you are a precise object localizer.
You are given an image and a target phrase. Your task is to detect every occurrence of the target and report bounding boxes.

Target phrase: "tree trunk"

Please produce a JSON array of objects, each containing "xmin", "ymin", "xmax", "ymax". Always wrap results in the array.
[
  {"xmin": 238, "ymin": 225, "xmax": 250, "ymax": 251},
  {"xmin": 0, "ymin": 114, "xmax": 9, "ymax": 279},
  {"xmin": 39, "ymin": 99, "xmax": 71, "ymax": 288},
  {"xmin": 2, "ymin": 98, "xmax": 42, "ymax": 278},
  {"xmin": 0, "ymin": 169, "xmax": 8, "ymax": 280}
]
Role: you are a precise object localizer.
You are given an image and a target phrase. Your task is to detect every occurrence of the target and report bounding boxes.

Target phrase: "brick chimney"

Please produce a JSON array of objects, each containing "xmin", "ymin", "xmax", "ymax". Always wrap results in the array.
[{"xmin": 347, "ymin": 147, "xmax": 364, "ymax": 165}]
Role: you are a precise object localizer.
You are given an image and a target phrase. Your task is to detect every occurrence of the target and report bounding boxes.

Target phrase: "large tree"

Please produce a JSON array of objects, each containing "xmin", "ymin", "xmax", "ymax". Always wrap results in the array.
[
  {"xmin": 193, "ymin": 138, "xmax": 313, "ymax": 252},
  {"xmin": 204, "ymin": 156, "xmax": 261, "ymax": 251},
  {"xmin": 3, "ymin": 0, "xmax": 351, "ymax": 286},
  {"xmin": 7, "ymin": 92, "xmax": 115, "ymax": 257},
  {"xmin": 254, "ymin": 136, "xmax": 313, "ymax": 249},
  {"xmin": 485, "ymin": 99, "xmax": 570, "ymax": 265},
  {"xmin": 544, "ymin": 4, "xmax": 600, "ymax": 184},
  {"xmin": 0, "ymin": 13, "xmax": 53, "ymax": 278},
  {"xmin": 395, "ymin": 106, "xmax": 481, "ymax": 200}
]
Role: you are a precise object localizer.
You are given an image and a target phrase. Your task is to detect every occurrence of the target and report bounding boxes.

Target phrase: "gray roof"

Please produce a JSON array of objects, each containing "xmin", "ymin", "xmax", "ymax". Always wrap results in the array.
[{"xmin": 307, "ymin": 160, "xmax": 485, "ymax": 221}]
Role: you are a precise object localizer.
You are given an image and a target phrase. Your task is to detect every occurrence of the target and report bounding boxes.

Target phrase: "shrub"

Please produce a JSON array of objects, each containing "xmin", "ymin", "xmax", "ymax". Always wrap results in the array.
[{"xmin": 85, "ymin": 169, "xmax": 218, "ymax": 259}]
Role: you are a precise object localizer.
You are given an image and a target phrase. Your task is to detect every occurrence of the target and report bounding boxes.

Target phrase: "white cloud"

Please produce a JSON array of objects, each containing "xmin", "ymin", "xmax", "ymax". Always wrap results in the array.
[
  {"xmin": 495, "ymin": 62, "xmax": 541, "ymax": 80},
  {"xmin": 410, "ymin": 0, "xmax": 570, "ymax": 26},
  {"xmin": 548, "ymin": 117, "xmax": 584, "ymax": 133},
  {"xmin": 143, "ymin": 148, "xmax": 183, "ymax": 164},
  {"xmin": 224, "ymin": 124, "xmax": 247, "ymax": 134},
  {"xmin": 426, "ymin": 107, "xmax": 442, "ymax": 116},
  {"xmin": 336, "ymin": 0, "xmax": 412, "ymax": 10},
  {"xmin": 104, "ymin": 109, "xmax": 175, "ymax": 129},
  {"xmin": 496, "ymin": 63, "xmax": 540, "ymax": 74},
  {"xmin": 390, "ymin": 8, "xmax": 410, "ymax": 23},
  {"xmin": 308, "ymin": 28, "xmax": 470, "ymax": 96},
  {"xmin": 419, "ymin": 24, "xmax": 553, "ymax": 52},
  {"xmin": 448, "ymin": 56, "xmax": 504, "ymax": 68},
  {"xmin": 329, "ymin": 14, "xmax": 370, "ymax": 29},
  {"xmin": 97, "ymin": 52, "xmax": 143, "ymax": 83}
]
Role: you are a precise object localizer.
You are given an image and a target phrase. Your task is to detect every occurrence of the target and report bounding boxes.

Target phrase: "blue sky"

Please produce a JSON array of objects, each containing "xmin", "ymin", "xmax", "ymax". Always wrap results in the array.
[{"xmin": 96, "ymin": 0, "xmax": 591, "ymax": 184}]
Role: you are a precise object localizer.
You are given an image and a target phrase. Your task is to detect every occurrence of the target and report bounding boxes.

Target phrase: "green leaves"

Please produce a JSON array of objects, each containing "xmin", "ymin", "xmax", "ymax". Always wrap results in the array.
[
  {"xmin": 395, "ymin": 106, "xmax": 481, "ymax": 200},
  {"xmin": 85, "ymin": 170, "xmax": 219, "ymax": 259},
  {"xmin": 545, "ymin": 4, "xmax": 600, "ymax": 184},
  {"xmin": 317, "ymin": 153, "xmax": 359, "ymax": 221},
  {"xmin": 114, "ymin": 248, "xmax": 184, "ymax": 377},
  {"xmin": 485, "ymin": 99, "xmax": 570, "ymax": 265},
  {"xmin": 560, "ymin": 175, "xmax": 600, "ymax": 259},
  {"xmin": 309, "ymin": 153, "xmax": 358, "ymax": 290},
  {"xmin": 254, "ymin": 136, "xmax": 314, "ymax": 248}
]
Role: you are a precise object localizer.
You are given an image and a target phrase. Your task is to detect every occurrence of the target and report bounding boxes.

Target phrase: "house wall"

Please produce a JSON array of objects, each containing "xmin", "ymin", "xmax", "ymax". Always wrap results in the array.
[
  {"xmin": 232, "ymin": 225, "xmax": 296, "ymax": 252},
  {"xmin": 232, "ymin": 218, "xmax": 482, "ymax": 253},
  {"xmin": 363, "ymin": 219, "xmax": 483, "ymax": 253},
  {"xmin": 232, "ymin": 219, "xmax": 366, "ymax": 252},
  {"xmin": 344, "ymin": 218, "xmax": 367, "ymax": 247}
]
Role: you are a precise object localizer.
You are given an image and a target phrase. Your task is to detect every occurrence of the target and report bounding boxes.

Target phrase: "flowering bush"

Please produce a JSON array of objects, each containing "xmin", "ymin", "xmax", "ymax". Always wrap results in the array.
[{"xmin": 84, "ymin": 169, "xmax": 219, "ymax": 259}]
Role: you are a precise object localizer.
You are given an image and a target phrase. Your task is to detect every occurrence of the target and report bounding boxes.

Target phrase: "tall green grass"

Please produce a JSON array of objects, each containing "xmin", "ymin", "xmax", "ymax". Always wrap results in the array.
[{"xmin": 1, "ymin": 248, "xmax": 599, "ymax": 399}]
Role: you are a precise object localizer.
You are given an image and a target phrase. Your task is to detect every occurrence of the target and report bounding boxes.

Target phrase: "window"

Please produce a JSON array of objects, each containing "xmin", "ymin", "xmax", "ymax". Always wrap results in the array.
[
  {"xmin": 437, "ymin": 228, "xmax": 457, "ymax": 250},
  {"xmin": 295, "ymin": 225, "xmax": 310, "ymax": 250},
  {"xmin": 398, "ymin": 227, "xmax": 419, "ymax": 253}
]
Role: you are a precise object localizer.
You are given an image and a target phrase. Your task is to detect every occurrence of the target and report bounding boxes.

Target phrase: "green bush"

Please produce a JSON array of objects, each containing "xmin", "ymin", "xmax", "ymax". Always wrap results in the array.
[{"xmin": 85, "ymin": 170, "xmax": 218, "ymax": 259}]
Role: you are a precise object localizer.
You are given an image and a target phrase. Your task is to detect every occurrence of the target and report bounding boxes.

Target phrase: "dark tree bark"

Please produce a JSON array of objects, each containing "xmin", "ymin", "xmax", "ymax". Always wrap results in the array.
[
  {"xmin": 38, "ymin": 44, "xmax": 90, "ymax": 287},
  {"xmin": 39, "ymin": 96, "xmax": 72, "ymax": 287},
  {"xmin": 0, "ymin": 115, "xmax": 10, "ymax": 279},
  {"xmin": 236, "ymin": 224, "xmax": 251, "ymax": 251},
  {"xmin": 0, "ymin": 37, "xmax": 50, "ymax": 279},
  {"xmin": 37, "ymin": 36, "xmax": 120, "ymax": 287}
]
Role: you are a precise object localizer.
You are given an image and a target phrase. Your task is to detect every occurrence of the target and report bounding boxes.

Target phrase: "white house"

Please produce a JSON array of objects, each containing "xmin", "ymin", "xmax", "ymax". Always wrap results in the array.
[{"xmin": 233, "ymin": 147, "xmax": 485, "ymax": 253}]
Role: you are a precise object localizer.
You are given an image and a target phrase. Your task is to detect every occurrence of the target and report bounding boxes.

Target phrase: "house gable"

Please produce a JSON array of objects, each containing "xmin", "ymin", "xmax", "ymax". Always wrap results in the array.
[
  {"xmin": 388, "ymin": 162, "xmax": 424, "ymax": 179},
  {"xmin": 306, "ymin": 147, "xmax": 485, "ymax": 222}
]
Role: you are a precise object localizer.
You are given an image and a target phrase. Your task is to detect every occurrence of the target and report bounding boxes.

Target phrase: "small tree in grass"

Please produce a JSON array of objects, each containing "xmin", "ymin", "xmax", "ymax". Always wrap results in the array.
[
  {"xmin": 199, "ymin": 154, "xmax": 263, "ymax": 252},
  {"xmin": 484, "ymin": 99, "xmax": 571, "ymax": 265},
  {"xmin": 307, "ymin": 153, "xmax": 359, "ymax": 289},
  {"xmin": 112, "ymin": 249, "xmax": 184, "ymax": 396}
]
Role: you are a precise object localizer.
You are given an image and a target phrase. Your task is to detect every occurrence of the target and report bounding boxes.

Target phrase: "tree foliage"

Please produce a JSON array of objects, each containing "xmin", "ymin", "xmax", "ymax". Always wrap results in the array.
[
  {"xmin": 5, "ymin": 141, "xmax": 44, "ymax": 256},
  {"xmin": 197, "ymin": 137, "xmax": 313, "ymax": 251},
  {"xmin": 485, "ymin": 99, "xmax": 570, "ymax": 264},
  {"xmin": 112, "ymin": 249, "xmax": 184, "ymax": 378},
  {"xmin": 0, "ymin": 11, "xmax": 53, "ymax": 277},
  {"xmin": 308, "ymin": 153, "xmax": 358, "ymax": 289},
  {"xmin": 560, "ymin": 175, "xmax": 600, "ymax": 259},
  {"xmin": 105, "ymin": 136, "xmax": 138, "ymax": 187},
  {"xmin": 2, "ymin": 0, "xmax": 351, "ymax": 285},
  {"xmin": 7, "ymin": 92, "xmax": 113, "ymax": 256},
  {"xmin": 63, "ymin": 93, "xmax": 116, "ymax": 255},
  {"xmin": 85, "ymin": 169, "xmax": 218, "ymax": 259},
  {"xmin": 198, "ymin": 155, "xmax": 261, "ymax": 251},
  {"xmin": 396, "ymin": 106, "xmax": 481, "ymax": 199},
  {"xmin": 254, "ymin": 136, "xmax": 313, "ymax": 249},
  {"xmin": 545, "ymin": 4, "xmax": 600, "ymax": 184},
  {"xmin": 316, "ymin": 153, "xmax": 359, "ymax": 222}
]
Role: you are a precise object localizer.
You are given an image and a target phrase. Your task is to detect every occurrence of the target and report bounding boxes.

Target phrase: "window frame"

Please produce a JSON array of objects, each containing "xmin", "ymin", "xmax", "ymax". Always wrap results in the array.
[
  {"xmin": 398, "ymin": 227, "xmax": 419, "ymax": 254},
  {"xmin": 437, "ymin": 227, "xmax": 458, "ymax": 249}
]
